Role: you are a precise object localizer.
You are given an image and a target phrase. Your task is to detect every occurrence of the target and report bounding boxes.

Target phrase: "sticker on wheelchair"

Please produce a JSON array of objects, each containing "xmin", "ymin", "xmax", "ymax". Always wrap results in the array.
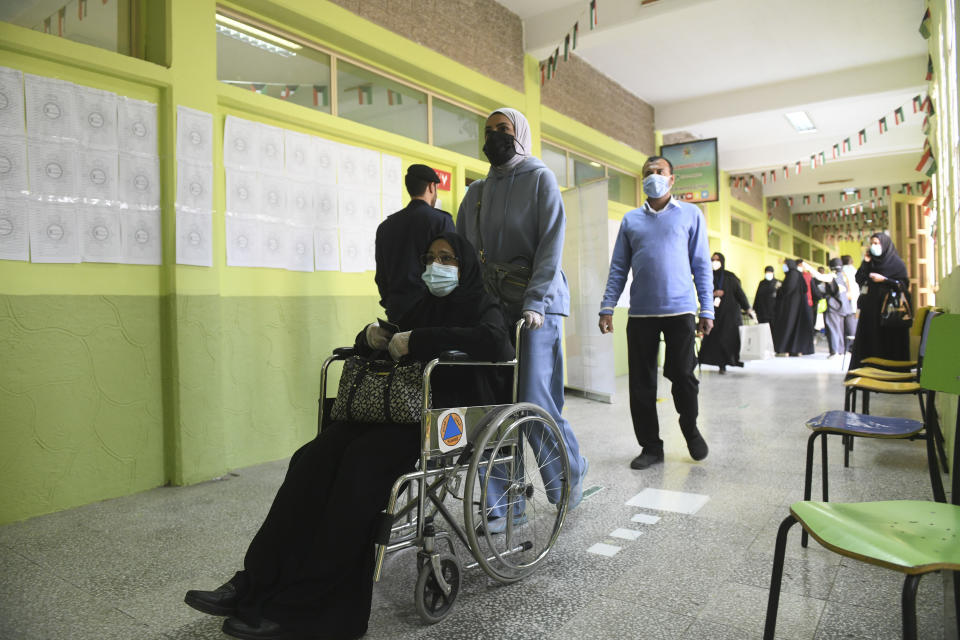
[{"xmin": 437, "ymin": 409, "xmax": 467, "ymax": 453}]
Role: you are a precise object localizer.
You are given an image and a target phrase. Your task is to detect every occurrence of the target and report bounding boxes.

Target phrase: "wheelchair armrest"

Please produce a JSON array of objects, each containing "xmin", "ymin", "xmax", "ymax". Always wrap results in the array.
[
  {"xmin": 332, "ymin": 347, "xmax": 355, "ymax": 358},
  {"xmin": 439, "ymin": 350, "xmax": 471, "ymax": 362}
]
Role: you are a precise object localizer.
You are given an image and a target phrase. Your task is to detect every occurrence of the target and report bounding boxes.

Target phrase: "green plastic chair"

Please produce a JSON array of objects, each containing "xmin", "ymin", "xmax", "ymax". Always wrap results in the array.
[{"xmin": 763, "ymin": 313, "xmax": 960, "ymax": 640}]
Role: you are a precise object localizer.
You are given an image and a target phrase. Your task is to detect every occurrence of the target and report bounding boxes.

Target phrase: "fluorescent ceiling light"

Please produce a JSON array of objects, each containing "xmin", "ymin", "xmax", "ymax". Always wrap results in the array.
[
  {"xmin": 216, "ymin": 24, "xmax": 298, "ymax": 58},
  {"xmin": 216, "ymin": 14, "xmax": 301, "ymax": 50},
  {"xmin": 589, "ymin": 161, "xmax": 601, "ymax": 168},
  {"xmin": 784, "ymin": 111, "xmax": 817, "ymax": 133}
]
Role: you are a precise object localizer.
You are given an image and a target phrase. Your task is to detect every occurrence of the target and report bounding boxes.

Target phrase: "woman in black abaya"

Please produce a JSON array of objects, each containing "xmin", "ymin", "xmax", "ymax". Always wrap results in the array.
[
  {"xmin": 773, "ymin": 259, "xmax": 814, "ymax": 356},
  {"xmin": 699, "ymin": 252, "xmax": 753, "ymax": 373},
  {"xmin": 184, "ymin": 232, "xmax": 513, "ymax": 640},
  {"xmin": 753, "ymin": 265, "xmax": 780, "ymax": 328},
  {"xmin": 848, "ymin": 233, "xmax": 910, "ymax": 371}
]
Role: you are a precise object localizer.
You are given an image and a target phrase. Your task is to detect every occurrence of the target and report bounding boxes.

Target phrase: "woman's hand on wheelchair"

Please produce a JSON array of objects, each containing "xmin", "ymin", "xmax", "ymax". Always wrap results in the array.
[
  {"xmin": 388, "ymin": 331, "xmax": 411, "ymax": 360},
  {"xmin": 366, "ymin": 323, "xmax": 392, "ymax": 350},
  {"xmin": 522, "ymin": 310, "xmax": 543, "ymax": 330}
]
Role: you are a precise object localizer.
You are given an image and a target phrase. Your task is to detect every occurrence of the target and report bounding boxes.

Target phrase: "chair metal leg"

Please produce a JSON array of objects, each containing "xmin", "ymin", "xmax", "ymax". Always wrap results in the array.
[
  {"xmin": 844, "ymin": 433, "xmax": 851, "ymax": 467},
  {"xmin": 801, "ymin": 432, "xmax": 820, "ymax": 548},
  {"xmin": 901, "ymin": 574, "xmax": 922, "ymax": 640},
  {"xmin": 764, "ymin": 515, "xmax": 798, "ymax": 640},
  {"xmin": 821, "ymin": 434, "xmax": 829, "ymax": 503},
  {"xmin": 924, "ymin": 391, "xmax": 950, "ymax": 474},
  {"xmin": 862, "ymin": 389, "xmax": 870, "ymax": 414}
]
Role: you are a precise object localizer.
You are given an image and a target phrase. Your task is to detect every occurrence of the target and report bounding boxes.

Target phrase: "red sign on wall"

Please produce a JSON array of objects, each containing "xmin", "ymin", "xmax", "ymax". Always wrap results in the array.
[{"xmin": 433, "ymin": 168, "xmax": 452, "ymax": 191}]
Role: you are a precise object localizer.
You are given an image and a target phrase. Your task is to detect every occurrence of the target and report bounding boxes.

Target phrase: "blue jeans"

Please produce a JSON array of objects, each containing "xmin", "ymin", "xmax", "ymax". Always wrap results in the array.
[{"xmin": 483, "ymin": 314, "xmax": 585, "ymax": 518}]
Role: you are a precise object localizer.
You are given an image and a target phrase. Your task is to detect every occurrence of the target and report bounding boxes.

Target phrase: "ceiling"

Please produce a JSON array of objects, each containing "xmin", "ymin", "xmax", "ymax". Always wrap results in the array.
[{"xmin": 495, "ymin": 0, "xmax": 930, "ymax": 200}]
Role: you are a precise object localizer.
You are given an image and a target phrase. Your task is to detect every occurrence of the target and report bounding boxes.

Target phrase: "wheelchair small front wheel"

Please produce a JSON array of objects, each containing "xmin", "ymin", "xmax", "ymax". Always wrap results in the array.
[{"xmin": 414, "ymin": 553, "xmax": 461, "ymax": 624}]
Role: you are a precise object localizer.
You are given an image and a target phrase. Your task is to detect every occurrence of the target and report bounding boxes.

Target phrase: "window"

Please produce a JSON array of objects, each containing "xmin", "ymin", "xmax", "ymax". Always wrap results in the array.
[
  {"xmin": 4, "ymin": 0, "xmax": 143, "ymax": 58},
  {"xmin": 607, "ymin": 168, "xmax": 637, "ymax": 207},
  {"xmin": 433, "ymin": 99, "xmax": 484, "ymax": 160},
  {"xmin": 337, "ymin": 60, "xmax": 427, "ymax": 143},
  {"xmin": 768, "ymin": 230, "xmax": 781, "ymax": 251},
  {"xmin": 572, "ymin": 153, "xmax": 604, "ymax": 186},
  {"xmin": 217, "ymin": 15, "xmax": 331, "ymax": 113},
  {"xmin": 793, "ymin": 238, "xmax": 809, "ymax": 259},
  {"xmin": 541, "ymin": 142, "xmax": 567, "ymax": 187},
  {"xmin": 730, "ymin": 216, "xmax": 752, "ymax": 241},
  {"xmin": 812, "ymin": 248, "xmax": 825, "ymax": 264}
]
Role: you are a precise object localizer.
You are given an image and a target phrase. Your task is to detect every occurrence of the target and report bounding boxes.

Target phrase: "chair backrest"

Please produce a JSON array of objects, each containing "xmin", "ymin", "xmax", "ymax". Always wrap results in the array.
[
  {"xmin": 915, "ymin": 308, "xmax": 942, "ymax": 362},
  {"xmin": 918, "ymin": 313, "xmax": 960, "ymax": 504}
]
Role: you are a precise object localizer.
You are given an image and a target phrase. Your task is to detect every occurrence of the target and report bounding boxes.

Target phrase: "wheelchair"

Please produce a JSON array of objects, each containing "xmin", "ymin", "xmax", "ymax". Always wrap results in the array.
[{"xmin": 316, "ymin": 320, "xmax": 571, "ymax": 624}]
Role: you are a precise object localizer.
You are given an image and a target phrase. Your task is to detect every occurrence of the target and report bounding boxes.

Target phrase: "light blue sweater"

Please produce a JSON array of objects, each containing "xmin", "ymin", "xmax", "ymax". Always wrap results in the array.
[
  {"xmin": 456, "ymin": 157, "xmax": 570, "ymax": 316},
  {"xmin": 600, "ymin": 198, "xmax": 714, "ymax": 319}
]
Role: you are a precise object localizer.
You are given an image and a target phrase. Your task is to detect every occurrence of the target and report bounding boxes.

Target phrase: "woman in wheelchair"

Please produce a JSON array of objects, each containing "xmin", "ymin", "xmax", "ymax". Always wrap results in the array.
[{"xmin": 184, "ymin": 232, "xmax": 513, "ymax": 640}]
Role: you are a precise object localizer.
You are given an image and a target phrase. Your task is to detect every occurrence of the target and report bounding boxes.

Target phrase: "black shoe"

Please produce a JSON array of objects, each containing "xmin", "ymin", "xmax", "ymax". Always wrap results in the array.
[
  {"xmin": 718, "ymin": 366, "xmax": 726, "ymax": 374},
  {"xmin": 222, "ymin": 616, "xmax": 298, "ymax": 640},
  {"xmin": 687, "ymin": 434, "xmax": 709, "ymax": 461},
  {"xmin": 630, "ymin": 451, "xmax": 664, "ymax": 470},
  {"xmin": 184, "ymin": 581, "xmax": 239, "ymax": 617}
]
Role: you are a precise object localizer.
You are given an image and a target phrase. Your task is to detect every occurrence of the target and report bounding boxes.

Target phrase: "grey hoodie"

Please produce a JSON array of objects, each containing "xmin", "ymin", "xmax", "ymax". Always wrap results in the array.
[{"xmin": 456, "ymin": 156, "xmax": 570, "ymax": 316}]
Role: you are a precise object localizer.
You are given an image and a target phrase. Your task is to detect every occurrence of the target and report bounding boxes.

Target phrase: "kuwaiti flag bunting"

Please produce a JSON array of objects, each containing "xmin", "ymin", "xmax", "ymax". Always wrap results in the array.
[
  {"xmin": 919, "ymin": 8, "xmax": 932, "ymax": 39},
  {"xmin": 894, "ymin": 107, "xmax": 905, "ymax": 124},
  {"xmin": 878, "ymin": 117, "xmax": 888, "ymax": 133},
  {"xmin": 858, "ymin": 129, "xmax": 867, "ymax": 145},
  {"xmin": 817, "ymin": 194, "xmax": 825, "ymax": 204},
  {"xmin": 916, "ymin": 148, "xmax": 936, "ymax": 177},
  {"xmin": 832, "ymin": 143, "xmax": 840, "ymax": 159},
  {"xmin": 539, "ymin": 2, "xmax": 596, "ymax": 86},
  {"xmin": 913, "ymin": 95, "xmax": 923, "ymax": 112}
]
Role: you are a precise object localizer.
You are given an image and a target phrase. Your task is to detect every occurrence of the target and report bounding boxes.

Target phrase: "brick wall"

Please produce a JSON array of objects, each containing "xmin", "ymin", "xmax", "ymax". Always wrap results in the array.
[
  {"xmin": 327, "ymin": 0, "xmax": 526, "ymax": 92},
  {"xmin": 541, "ymin": 54, "xmax": 655, "ymax": 155}
]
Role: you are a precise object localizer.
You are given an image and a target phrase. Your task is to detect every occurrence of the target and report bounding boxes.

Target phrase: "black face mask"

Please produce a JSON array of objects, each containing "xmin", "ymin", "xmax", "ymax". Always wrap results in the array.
[{"xmin": 483, "ymin": 130, "xmax": 518, "ymax": 166}]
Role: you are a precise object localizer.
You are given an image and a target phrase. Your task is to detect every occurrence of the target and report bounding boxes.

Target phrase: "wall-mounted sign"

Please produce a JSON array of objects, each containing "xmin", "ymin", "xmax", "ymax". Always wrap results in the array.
[
  {"xmin": 432, "ymin": 167, "xmax": 451, "ymax": 191},
  {"xmin": 659, "ymin": 138, "xmax": 718, "ymax": 204}
]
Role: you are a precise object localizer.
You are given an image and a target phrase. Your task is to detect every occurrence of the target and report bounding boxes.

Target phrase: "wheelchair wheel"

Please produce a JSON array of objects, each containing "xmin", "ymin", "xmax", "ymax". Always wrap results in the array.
[
  {"xmin": 414, "ymin": 553, "xmax": 461, "ymax": 624},
  {"xmin": 463, "ymin": 403, "xmax": 570, "ymax": 583}
]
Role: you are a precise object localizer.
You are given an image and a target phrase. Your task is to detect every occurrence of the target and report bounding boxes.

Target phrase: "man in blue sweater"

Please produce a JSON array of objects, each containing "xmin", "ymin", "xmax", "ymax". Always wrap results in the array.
[{"xmin": 599, "ymin": 156, "xmax": 714, "ymax": 470}]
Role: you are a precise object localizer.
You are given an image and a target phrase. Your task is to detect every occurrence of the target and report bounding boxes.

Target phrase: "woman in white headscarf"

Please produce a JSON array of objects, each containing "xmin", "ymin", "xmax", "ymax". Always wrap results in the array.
[{"xmin": 456, "ymin": 107, "xmax": 588, "ymax": 530}]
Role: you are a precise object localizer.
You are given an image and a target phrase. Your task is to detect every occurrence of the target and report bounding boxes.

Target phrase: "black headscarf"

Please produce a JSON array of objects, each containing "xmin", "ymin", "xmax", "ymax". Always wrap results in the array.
[
  {"xmin": 394, "ymin": 231, "xmax": 489, "ymax": 331},
  {"xmin": 867, "ymin": 233, "xmax": 909, "ymax": 281},
  {"xmin": 712, "ymin": 252, "xmax": 726, "ymax": 289}
]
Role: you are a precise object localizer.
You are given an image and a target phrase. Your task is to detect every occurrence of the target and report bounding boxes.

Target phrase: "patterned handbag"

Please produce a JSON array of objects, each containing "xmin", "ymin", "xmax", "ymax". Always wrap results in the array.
[
  {"xmin": 329, "ymin": 356, "xmax": 426, "ymax": 424},
  {"xmin": 879, "ymin": 287, "xmax": 912, "ymax": 329}
]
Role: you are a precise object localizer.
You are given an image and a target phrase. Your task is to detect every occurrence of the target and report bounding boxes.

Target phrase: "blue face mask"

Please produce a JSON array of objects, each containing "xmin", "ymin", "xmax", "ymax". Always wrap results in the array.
[
  {"xmin": 421, "ymin": 262, "xmax": 459, "ymax": 297},
  {"xmin": 642, "ymin": 174, "xmax": 672, "ymax": 199},
  {"xmin": 870, "ymin": 244, "xmax": 882, "ymax": 257},
  {"xmin": 782, "ymin": 264, "xmax": 789, "ymax": 273}
]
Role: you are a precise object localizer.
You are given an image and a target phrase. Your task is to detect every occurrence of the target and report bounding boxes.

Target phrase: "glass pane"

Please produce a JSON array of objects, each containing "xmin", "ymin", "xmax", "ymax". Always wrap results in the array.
[
  {"xmin": 769, "ymin": 232, "xmax": 781, "ymax": 251},
  {"xmin": 608, "ymin": 167, "xmax": 637, "ymax": 206},
  {"xmin": 572, "ymin": 153, "xmax": 604, "ymax": 186},
  {"xmin": 433, "ymin": 99, "xmax": 483, "ymax": 160},
  {"xmin": 4, "ymin": 0, "xmax": 131, "ymax": 55},
  {"xmin": 541, "ymin": 142, "xmax": 567, "ymax": 187},
  {"xmin": 217, "ymin": 19, "xmax": 331, "ymax": 114},
  {"xmin": 338, "ymin": 60, "xmax": 427, "ymax": 142}
]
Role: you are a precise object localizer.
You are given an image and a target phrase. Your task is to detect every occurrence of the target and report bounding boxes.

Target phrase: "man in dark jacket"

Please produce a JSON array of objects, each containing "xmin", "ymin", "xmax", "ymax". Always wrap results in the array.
[{"xmin": 375, "ymin": 164, "xmax": 454, "ymax": 321}]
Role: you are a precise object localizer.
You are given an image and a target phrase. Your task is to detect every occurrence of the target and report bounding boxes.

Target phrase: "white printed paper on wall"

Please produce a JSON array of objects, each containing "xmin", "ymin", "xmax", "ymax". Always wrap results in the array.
[
  {"xmin": 0, "ymin": 193, "xmax": 29, "ymax": 261},
  {"xmin": 359, "ymin": 148, "xmax": 381, "ymax": 190},
  {"xmin": 117, "ymin": 97, "xmax": 158, "ymax": 157},
  {"xmin": 119, "ymin": 152, "xmax": 160, "ymax": 209},
  {"xmin": 260, "ymin": 221, "xmax": 288, "ymax": 270},
  {"xmin": 121, "ymin": 209, "xmax": 162, "ymax": 265},
  {"xmin": 314, "ymin": 227, "xmax": 339, "ymax": 271},
  {"xmin": 176, "ymin": 105, "xmax": 213, "ymax": 164},
  {"xmin": 258, "ymin": 123, "xmax": 285, "ymax": 173},
  {"xmin": 176, "ymin": 160, "xmax": 213, "ymax": 213},
  {"xmin": 259, "ymin": 172, "xmax": 288, "ymax": 220},
  {"xmin": 0, "ymin": 134, "xmax": 29, "ymax": 193},
  {"xmin": 338, "ymin": 228, "xmax": 368, "ymax": 273},
  {"xmin": 314, "ymin": 184, "xmax": 337, "ymax": 228},
  {"xmin": 29, "ymin": 200, "xmax": 80, "ymax": 263},
  {"xmin": 80, "ymin": 204, "xmax": 122, "ymax": 263},
  {"xmin": 337, "ymin": 145, "xmax": 361, "ymax": 186},
  {"xmin": 25, "ymin": 74, "xmax": 78, "ymax": 141},
  {"xmin": 314, "ymin": 138, "xmax": 338, "ymax": 185},
  {"xmin": 338, "ymin": 187, "xmax": 380, "ymax": 229},
  {"xmin": 284, "ymin": 130, "xmax": 313, "ymax": 177},
  {"xmin": 381, "ymin": 191, "xmax": 403, "ymax": 219},
  {"xmin": 75, "ymin": 86, "xmax": 118, "ymax": 150},
  {"xmin": 224, "ymin": 116, "xmax": 259, "ymax": 170},
  {"xmin": 0, "ymin": 67, "xmax": 25, "ymax": 135},
  {"xmin": 176, "ymin": 208, "xmax": 212, "ymax": 267},
  {"xmin": 286, "ymin": 177, "xmax": 314, "ymax": 226},
  {"xmin": 78, "ymin": 148, "xmax": 118, "ymax": 202},
  {"xmin": 225, "ymin": 168, "xmax": 259, "ymax": 217},
  {"xmin": 28, "ymin": 139, "xmax": 78, "ymax": 198},
  {"xmin": 225, "ymin": 215, "xmax": 261, "ymax": 267},
  {"xmin": 287, "ymin": 224, "xmax": 314, "ymax": 272},
  {"xmin": 381, "ymin": 154, "xmax": 402, "ymax": 194}
]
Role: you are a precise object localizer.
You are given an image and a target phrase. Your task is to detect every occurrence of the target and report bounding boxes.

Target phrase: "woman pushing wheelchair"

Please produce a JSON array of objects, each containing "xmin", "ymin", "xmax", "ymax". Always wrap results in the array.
[{"xmin": 184, "ymin": 232, "xmax": 512, "ymax": 640}]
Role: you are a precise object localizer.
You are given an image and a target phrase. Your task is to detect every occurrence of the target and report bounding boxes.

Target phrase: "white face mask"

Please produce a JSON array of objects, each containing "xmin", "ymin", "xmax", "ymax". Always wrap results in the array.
[
  {"xmin": 711, "ymin": 260, "xmax": 722, "ymax": 271},
  {"xmin": 782, "ymin": 264, "xmax": 789, "ymax": 273},
  {"xmin": 870, "ymin": 244, "xmax": 882, "ymax": 257},
  {"xmin": 642, "ymin": 173, "xmax": 672, "ymax": 198},
  {"xmin": 765, "ymin": 272, "xmax": 774, "ymax": 281},
  {"xmin": 421, "ymin": 262, "xmax": 459, "ymax": 297}
]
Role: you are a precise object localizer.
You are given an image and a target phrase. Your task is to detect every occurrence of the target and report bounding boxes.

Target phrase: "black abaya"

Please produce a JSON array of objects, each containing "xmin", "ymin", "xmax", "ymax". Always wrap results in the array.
[
  {"xmin": 848, "ymin": 234, "xmax": 911, "ymax": 371},
  {"xmin": 229, "ymin": 232, "xmax": 513, "ymax": 637},
  {"xmin": 753, "ymin": 277, "xmax": 779, "ymax": 326},
  {"xmin": 699, "ymin": 256, "xmax": 750, "ymax": 368},
  {"xmin": 772, "ymin": 260, "xmax": 814, "ymax": 355}
]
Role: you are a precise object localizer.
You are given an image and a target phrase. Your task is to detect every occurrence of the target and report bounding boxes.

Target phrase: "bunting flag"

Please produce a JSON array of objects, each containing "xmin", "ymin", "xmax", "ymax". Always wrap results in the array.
[
  {"xmin": 841, "ymin": 191, "xmax": 848, "ymax": 202},
  {"xmin": 387, "ymin": 89, "xmax": 403, "ymax": 105},
  {"xmin": 772, "ymin": 197, "xmax": 779, "ymax": 207},
  {"xmin": 926, "ymin": 95, "xmax": 936, "ymax": 116},
  {"xmin": 832, "ymin": 143, "xmax": 840, "ymax": 159},
  {"xmin": 842, "ymin": 138, "xmax": 852, "ymax": 153},
  {"xmin": 878, "ymin": 117, "xmax": 888, "ymax": 133},
  {"xmin": 762, "ymin": 172, "xmax": 767, "ymax": 185},
  {"xmin": 894, "ymin": 106, "xmax": 905, "ymax": 124},
  {"xmin": 552, "ymin": 47, "xmax": 560, "ymax": 75},
  {"xmin": 58, "ymin": 6, "xmax": 65, "ymax": 36},
  {"xmin": 313, "ymin": 85, "xmax": 329, "ymax": 107},
  {"xmin": 904, "ymin": 183, "xmax": 913, "ymax": 195},
  {"xmin": 573, "ymin": 22, "xmax": 579, "ymax": 48},
  {"xmin": 883, "ymin": 186, "xmax": 891, "ymax": 196},
  {"xmin": 916, "ymin": 148, "xmax": 937, "ymax": 176},
  {"xmin": 795, "ymin": 160, "xmax": 801, "ymax": 175},
  {"xmin": 802, "ymin": 195, "xmax": 810, "ymax": 205},
  {"xmin": 78, "ymin": 0, "xmax": 87, "ymax": 20},
  {"xmin": 749, "ymin": 175, "xmax": 755, "ymax": 189},
  {"xmin": 357, "ymin": 85, "xmax": 373, "ymax": 104},
  {"xmin": 858, "ymin": 129, "xmax": 867, "ymax": 145},
  {"xmin": 870, "ymin": 199, "xmax": 876, "ymax": 209},
  {"xmin": 819, "ymin": 151, "xmax": 826, "ymax": 166},
  {"xmin": 564, "ymin": 34, "xmax": 570, "ymax": 61},
  {"xmin": 817, "ymin": 194, "xmax": 825, "ymax": 204},
  {"xmin": 43, "ymin": 16, "xmax": 51, "ymax": 33},
  {"xmin": 540, "ymin": 62, "xmax": 546, "ymax": 86},
  {"xmin": 810, "ymin": 155, "xmax": 816, "ymax": 169},
  {"xmin": 788, "ymin": 197, "xmax": 794, "ymax": 207},
  {"xmin": 869, "ymin": 187, "xmax": 878, "ymax": 198},
  {"xmin": 590, "ymin": 0, "xmax": 598, "ymax": 29},
  {"xmin": 919, "ymin": 8, "xmax": 932, "ymax": 39},
  {"xmin": 783, "ymin": 166, "xmax": 789, "ymax": 180},
  {"xmin": 913, "ymin": 95, "xmax": 923, "ymax": 113},
  {"xmin": 926, "ymin": 54, "xmax": 934, "ymax": 81},
  {"xmin": 771, "ymin": 169, "xmax": 777, "ymax": 183},
  {"xmin": 249, "ymin": 83, "xmax": 266, "ymax": 94},
  {"xmin": 922, "ymin": 190, "xmax": 933, "ymax": 207},
  {"xmin": 279, "ymin": 84, "xmax": 298, "ymax": 100},
  {"xmin": 855, "ymin": 189, "xmax": 861, "ymax": 199},
  {"xmin": 922, "ymin": 115, "xmax": 931, "ymax": 135}
]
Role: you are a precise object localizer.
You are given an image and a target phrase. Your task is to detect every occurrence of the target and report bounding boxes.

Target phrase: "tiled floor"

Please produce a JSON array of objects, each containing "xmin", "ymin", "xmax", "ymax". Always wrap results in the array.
[{"xmin": 0, "ymin": 349, "xmax": 953, "ymax": 639}]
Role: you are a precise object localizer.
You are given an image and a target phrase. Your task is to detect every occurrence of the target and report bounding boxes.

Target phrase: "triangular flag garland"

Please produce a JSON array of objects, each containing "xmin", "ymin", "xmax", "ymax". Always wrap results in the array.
[
  {"xmin": 919, "ymin": 8, "xmax": 932, "ymax": 39},
  {"xmin": 539, "ymin": 2, "xmax": 597, "ymax": 86}
]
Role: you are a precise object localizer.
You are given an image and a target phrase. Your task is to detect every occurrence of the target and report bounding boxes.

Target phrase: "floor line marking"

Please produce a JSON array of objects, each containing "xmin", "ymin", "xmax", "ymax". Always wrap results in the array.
[
  {"xmin": 609, "ymin": 528, "xmax": 642, "ymax": 540},
  {"xmin": 625, "ymin": 488, "xmax": 710, "ymax": 515},
  {"xmin": 631, "ymin": 513, "xmax": 661, "ymax": 525},
  {"xmin": 587, "ymin": 542, "xmax": 621, "ymax": 557}
]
